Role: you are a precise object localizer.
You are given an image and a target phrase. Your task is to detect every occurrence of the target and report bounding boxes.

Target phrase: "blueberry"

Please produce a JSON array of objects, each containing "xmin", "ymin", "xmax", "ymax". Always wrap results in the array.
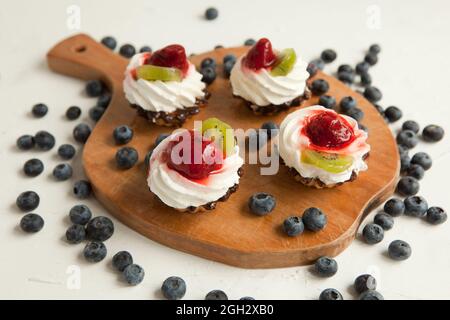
[
  {"xmin": 223, "ymin": 60, "xmax": 235, "ymax": 78},
  {"xmin": 406, "ymin": 164, "xmax": 425, "ymax": 180},
  {"xmin": 374, "ymin": 104, "xmax": 385, "ymax": 115},
  {"xmin": 201, "ymin": 57, "xmax": 216, "ymax": 69},
  {"xmin": 374, "ymin": 213, "xmax": 394, "ymax": 230},
  {"xmin": 411, "ymin": 152, "xmax": 432, "ymax": 170},
  {"xmin": 426, "ymin": 207, "xmax": 447, "ymax": 225},
  {"xmin": 205, "ymin": 290, "xmax": 228, "ymax": 300},
  {"xmin": 283, "ymin": 216, "xmax": 304, "ymax": 237},
  {"xmin": 97, "ymin": 92, "xmax": 111, "ymax": 108},
  {"xmin": 16, "ymin": 191, "xmax": 40, "ymax": 212},
  {"xmin": 402, "ymin": 120, "xmax": 420, "ymax": 134},
  {"xmin": 337, "ymin": 64, "xmax": 353, "ymax": 74},
  {"xmin": 261, "ymin": 121, "xmax": 279, "ymax": 139},
  {"xmin": 396, "ymin": 130, "xmax": 418, "ymax": 149},
  {"xmin": 101, "ymin": 36, "xmax": 117, "ymax": 50},
  {"xmin": 354, "ymin": 274, "xmax": 377, "ymax": 294},
  {"xmin": 73, "ymin": 123, "xmax": 91, "ymax": 144},
  {"xmin": 346, "ymin": 107, "xmax": 364, "ymax": 122},
  {"xmin": 200, "ymin": 67, "xmax": 216, "ymax": 85},
  {"xmin": 32, "ymin": 103, "xmax": 48, "ymax": 118},
  {"xmin": 319, "ymin": 288, "xmax": 343, "ymax": 300},
  {"xmin": 34, "ymin": 131, "xmax": 55, "ymax": 150},
  {"xmin": 58, "ymin": 144, "xmax": 76, "ymax": 160},
  {"xmin": 86, "ymin": 216, "xmax": 114, "ymax": 242},
  {"xmin": 337, "ymin": 71, "xmax": 354, "ymax": 85},
  {"xmin": 307, "ymin": 62, "xmax": 319, "ymax": 77},
  {"xmin": 310, "ymin": 79, "xmax": 329, "ymax": 95},
  {"xmin": 123, "ymin": 264, "xmax": 145, "ymax": 285},
  {"xmin": 369, "ymin": 44, "xmax": 381, "ymax": 54},
  {"xmin": 83, "ymin": 241, "xmax": 107, "ymax": 262},
  {"xmin": 155, "ymin": 133, "xmax": 170, "ymax": 146},
  {"xmin": 362, "ymin": 223, "xmax": 384, "ymax": 244},
  {"xmin": 248, "ymin": 193, "xmax": 276, "ymax": 216},
  {"xmin": 85, "ymin": 80, "xmax": 104, "ymax": 97},
  {"xmin": 144, "ymin": 149, "xmax": 153, "ymax": 170},
  {"xmin": 248, "ymin": 130, "xmax": 268, "ymax": 150},
  {"xmin": 363, "ymin": 86, "xmax": 382, "ymax": 103},
  {"xmin": 89, "ymin": 106, "xmax": 104, "ymax": 122},
  {"xmin": 397, "ymin": 176, "xmax": 420, "ymax": 196},
  {"xmin": 314, "ymin": 256, "xmax": 338, "ymax": 277},
  {"xmin": 318, "ymin": 95, "xmax": 337, "ymax": 109},
  {"xmin": 205, "ymin": 7, "xmax": 218, "ymax": 20},
  {"xmin": 355, "ymin": 62, "xmax": 370, "ymax": 75},
  {"xmin": 244, "ymin": 38, "xmax": 256, "ymax": 46},
  {"xmin": 20, "ymin": 213, "xmax": 44, "ymax": 233},
  {"xmin": 364, "ymin": 53, "xmax": 378, "ymax": 66},
  {"xmin": 215, "ymin": 44, "xmax": 224, "ymax": 49},
  {"xmin": 69, "ymin": 204, "xmax": 92, "ymax": 225},
  {"xmin": 398, "ymin": 144, "xmax": 409, "ymax": 156},
  {"xmin": 384, "ymin": 106, "xmax": 402, "ymax": 123},
  {"xmin": 422, "ymin": 124, "xmax": 444, "ymax": 142},
  {"xmin": 52, "ymin": 163, "xmax": 73, "ymax": 181},
  {"xmin": 139, "ymin": 46, "xmax": 152, "ymax": 53},
  {"xmin": 73, "ymin": 180, "xmax": 92, "ymax": 199},
  {"xmin": 404, "ymin": 196, "xmax": 428, "ymax": 217},
  {"xmin": 17, "ymin": 135, "xmax": 35, "ymax": 150},
  {"xmin": 23, "ymin": 159, "xmax": 44, "ymax": 177},
  {"xmin": 223, "ymin": 54, "xmax": 237, "ymax": 64},
  {"xmin": 66, "ymin": 106, "xmax": 81, "ymax": 120},
  {"xmin": 359, "ymin": 124, "xmax": 369, "ymax": 133},
  {"xmin": 302, "ymin": 207, "xmax": 327, "ymax": 231},
  {"xmin": 359, "ymin": 290, "xmax": 384, "ymax": 300},
  {"xmin": 161, "ymin": 276, "xmax": 187, "ymax": 300},
  {"xmin": 116, "ymin": 147, "xmax": 139, "ymax": 169},
  {"xmin": 384, "ymin": 198, "xmax": 405, "ymax": 217},
  {"xmin": 66, "ymin": 224, "xmax": 86, "ymax": 244},
  {"xmin": 119, "ymin": 44, "xmax": 136, "ymax": 58},
  {"xmin": 388, "ymin": 240, "xmax": 411, "ymax": 261},
  {"xmin": 309, "ymin": 58, "xmax": 325, "ymax": 71},
  {"xmin": 339, "ymin": 96, "xmax": 357, "ymax": 113},
  {"xmin": 321, "ymin": 49, "xmax": 337, "ymax": 63},
  {"xmin": 113, "ymin": 125, "xmax": 133, "ymax": 145},
  {"xmin": 360, "ymin": 72, "xmax": 372, "ymax": 86},
  {"xmin": 400, "ymin": 153, "xmax": 410, "ymax": 173},
  {"xmin": 112, "ymin": 251, "xmax": 133, "ymax": 272}
]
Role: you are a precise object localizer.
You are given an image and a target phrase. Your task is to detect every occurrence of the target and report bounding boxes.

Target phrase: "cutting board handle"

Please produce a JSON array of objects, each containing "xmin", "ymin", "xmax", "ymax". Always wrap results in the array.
[{"xmin": 47, "ymin": 33, "xmax": 127, "ymax": 89}]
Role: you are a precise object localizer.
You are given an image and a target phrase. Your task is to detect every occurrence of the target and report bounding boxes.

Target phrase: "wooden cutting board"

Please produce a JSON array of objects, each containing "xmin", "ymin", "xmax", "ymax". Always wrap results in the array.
[{"xmin": 47, "ymin": 34, "xmax": 399, "ymax": 268}]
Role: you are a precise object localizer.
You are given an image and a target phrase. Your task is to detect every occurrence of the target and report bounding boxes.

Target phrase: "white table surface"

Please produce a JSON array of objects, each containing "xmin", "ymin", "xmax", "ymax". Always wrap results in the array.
[{"xmin": 1, "ymin": 0, "xmax": 449, "ymax": 300}]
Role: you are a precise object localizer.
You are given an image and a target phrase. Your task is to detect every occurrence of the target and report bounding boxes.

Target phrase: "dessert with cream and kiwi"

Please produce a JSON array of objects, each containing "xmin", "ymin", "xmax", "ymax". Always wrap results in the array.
[
  {"xmin": 278, "ymin": 105, "xmax": 370, "ymax": 188},
  {"xmin": 147, "ymin": 118, "xmax": 244, "ymax": 212},
  {"xmin": 123, "ymin": 44, "xmax": 208, "ymax": 127},
  {"xmin": 230, "ymin": 38, "xmax": 310, "ymax": 115}
]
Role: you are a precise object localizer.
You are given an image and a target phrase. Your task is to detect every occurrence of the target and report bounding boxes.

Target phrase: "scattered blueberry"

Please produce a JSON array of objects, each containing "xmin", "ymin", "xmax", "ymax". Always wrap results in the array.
[
  {"xmin": 119, "ymin": 44, "xmax": 136, "ymax": 58},
  {"xmin": 83, "ymin": 241, "xmax": 107, "ymax": 262},
  {"xmin": 248, "ymin": 193, "xmax": 276, "ymax": 216},
  {"xmin": 200, "ymin": 57, "xmax": 216, "ymax": 69},
  {"xmin": 23, "ymin": 158, "xmax": 44, "ymax": 177},
  {"xmin": 314, "ymin": 256, "xmax": 338, "ymax": 277},
  {"xmin": 161, "ymin": 276, "xmax": 187, "ymax": 300},
  {"xmin": 337, "ymin": 71, "xmax": 354, "ymax": 85},
  {"xmin": 426, "ymin": 207, "xmax": 447, "ymax": 225},
  {"xmin": 73, "ymin": 180, "xmax": 92, "ymax": 199},
  {"xmin": 388, "ymin": 240, "xmax": 411, "ymax": 261},
  {"xmin": 402, "ymin": 120, "xmax": 420, "ymax": 134},
  {"xmin": 411, "ymin": 152, "xmax": 432, "ymax": 170},
  {"xmin": 58, "ymin": 144, "xmax": 76, "ymax": 160},
  {"xmin": 69, "ymin": 204, "xmax": 92, "ymax": 225},
  {"xmin": 34, "ymin": 131, "xmax": 55, "ymax": 150},
  {"xmin": 17, "ymin": 135, "xmax": 35, "ymax": 150},
  {"xmin": 354, "ymin": 274, "xmax": 377, "ymax": 294},
  {"xmin": 16, "ymin": 191, "xmax": 40, "ymax": 212},
  {"xmin": 319, "ymin": 288, "xmax": 343, "ymax": 300},
  {"xmin": 355, "ymin": 62, "xmax": 370, "ymax": 75},
  {"xmin": 345, "ymin": 107, "xmax": 364, "ymax": 122},
  {"xmin": 223, "ymin": 60, "xmax": 235, "ymax": 78},
  {"xmin": 113, "ymin": 125, "xmax": 134, "ymax": 145},
  {"xmin": 244, "ymin": 39, "xmax": 256, "ymax": 46},
  {"xmin": 66, "ymin": 106, "xmax": 81, "ymax": 120},
  {"xmin": 139, "ymin": 46, "xmax": 152, "ymax": 53},
  {"xmin": 302, "ymin": 207, "xmax": 327, "ymax": 231},
  {"xmin": 223, "ymin": 54, "xmax": 237, "ymax": 64},
  {"xmin": 73, "ymin": 123, "xmax": 91, "ymax": 144},
  {"xmin": 215, "ymin": 44, "xmax": 224, "ymax": 49},
  {"xmin": 20, "ymin": 213, "xmax": 44, "ymax": 233},
  {"xmin": 397, "ymin": 176, "xmax": 420, "ymax": 196},
  {"xmin": 205, "ymin": 7, "xmax": 218, "ymax": 20},
  {"xmin": 384, "ymin": 106, "xmax": 402, "ymax": 123},
  {"xmin": 369, "ymin": 44, "xmax": 381, "ymax": 54},
  {"xmin": 31, "ymin": 103, "xmax": 48, "ymax": 118},
  {"xmin": 116, "ymin": 147, "xmax": 139, "ymax": 169},
  {"xmin": 200, "ymin": 67, "xmax": 216, "ymax": 85},
  {"xmin": 100, "ymin": 36, "xmax": 117, "ymax": 50},
  {"xmin": 310, "ymin": 79, "xmax": 329, "ymax": 95},
  {"xmin": 398, "ymin": 144, "xmax": 409, "ymax": 156},
  {"xmin": 363, "ymin": 86, "xmax": 382, "ymax": 103},
  {"xmin": 406, "ymin": 164, "xmax": 425, "ymax": 180},
  {"xmin": 52, "ymin": 163, "xmax": 73, "ymax": 181},
  {"xmin": 360, "ymin": 72, "xmax": 372, "ymax": 86},
  {"xmin": 309, "ymin": 58, "xmax": 325, "ymax": 71},
  {"xmin": 396, "ymin": 130, "xmax": 419, "ymax": 149},
  {"xmin": 321, "ymin": 49, "xmax": 337, "ymax": 63},
  {"xmin": 205, "ymin": 290, "xmax": 228, "ymax": 300},
  {"xmin": 422, "ymin": 124, "xmax": 444, "ymax": 142},
  {"xmin": 362, "ymin": 223, "xmax": 384, "ymax": 244},
  {"xmin": 86, "ymin": 216, "xmax": 114, "ymax": 242},
  {"xmin": 283, "ymin": 216, "xmax": 304, "ymax": 237},
  {"xmin": 307, "ymin": 62, "xmax": 319, "ymax": 76},
  {"xmin": 337, "ymin": 64, "xmax": 353, "ymax": 74},
  {"xmin": 240, "ymin": 296, "xmax": 255, "ymax": 300},
  {"xmin": 97, "ymin": 92, "xmax": 111, "ymax": 108},
  {"xmin": 66, "ymin": 224, "xmax": 86, "ymax": 244},
  {"xmin": 384, "ymin": 198, "xmax": 405, "ymax": 217},
  {"xmin": 339, "ymin": 96, "xmax": 357, "ymax": 113},
  {"xmin": 374, "ymin": 104, "xmax": 385, "ymax": 115},
  {"xmin": 112, "ymin": 251, "xmax": 133, "ymax": 272},
  {"xmin": 318, "ymin": 95, "xmax": 337, "ymax": 109},
  {"xmin": 359, "ymin": 290, "xmax": 384, "ymax": 300},
  {"xmin": 364, "ymin": 53, "xmax": 378, "ymax": 66},
  {"xmin": 400, "ymin": 153, "xmax": 411, "ymax": 172},
  {"xmin": 85, "ymin": 80, "xmax": 104, "ymax": 97},
  {"xmin": 374, "ymin": 213, "xmax": 394, "ymax": 230},
  {"xmin": 261, "ymin": 121, "xmax": 279, "ymax": 139},
  {"xmin": 89, "ymin": 106, "xmax": 104, "ymax": 122},
  {"xmin": 404, "ymin": 196, "xmax": 428, "ymax": 217},
  {"xmin": 155, "ymin": 133, "xmax": 170, "ymax": 147},
  {"xmin": 144, "ymin": 149, "xmax": 153, "ymax": 169},
  {"xmin": 123, "ymin": 264, "xmax": 145, "ymax": 285}
]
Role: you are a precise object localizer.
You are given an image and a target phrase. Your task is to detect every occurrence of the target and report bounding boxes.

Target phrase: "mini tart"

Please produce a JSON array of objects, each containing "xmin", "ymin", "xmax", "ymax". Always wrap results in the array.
[
  {"xmin": 278, "ymin": 105, "xmax": 370, "ymax": 188},
  {"xmin": 123, "ymin": 51, "xmax": 208, "ymax": 127},
  {"xmin": 230, "ymin": 38, "xmax": 310, "ymax": 115},
  {"xmin": 147, "ymin": 129, "xmax": 244, "ymax": 212}
]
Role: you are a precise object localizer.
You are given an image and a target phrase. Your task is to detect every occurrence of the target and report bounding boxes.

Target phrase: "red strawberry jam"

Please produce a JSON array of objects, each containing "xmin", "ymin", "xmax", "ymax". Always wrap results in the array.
[
  {"xmin": 145, "ymin": 44, "xmax": 189, "ymax": 75},
  {"xmin": 243, "ymin": 38, "xmax": 277, "ymax": 71},
  {"xmin": 166, "ymin": 130, "xmax": 223, "ymax": 180},
  {"xmin": 304, "ymin": 111, "xmax": 355, "ymax": 150}
]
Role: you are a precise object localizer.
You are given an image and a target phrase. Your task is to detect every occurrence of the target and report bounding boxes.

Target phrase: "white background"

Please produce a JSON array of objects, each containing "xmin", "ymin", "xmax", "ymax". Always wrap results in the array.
[{"xmin": 1, "ymin": 0, "xmax": 449, "ymax": 299}]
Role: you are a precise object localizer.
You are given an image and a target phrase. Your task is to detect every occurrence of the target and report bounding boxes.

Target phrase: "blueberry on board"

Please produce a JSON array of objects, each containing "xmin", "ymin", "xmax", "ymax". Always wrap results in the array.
[
  {"xmin": 359, "ymin": 290, "xmax": 384, "ymax": 300},
  {"xmin": 426, "ymin": 207, "xmax": 447, "ymax": 225},
  {"xmin": 422, "ymin": 124, "xmax": 444, "ymax": 142},
  {"xmin": 374, "ymin": 213, "xmax": 394, "ymax": 230},
  {"xmin": 339, "ymin": 96, "xmax": 357, "ymax": 113},
  {"xmin": 248, "ymin": 192, "xmax": 276, "ymax": 216},
  {"xmin": 144, "ymin": 149, "xmax": 153, "ymax": 170},
  {"xmin": 307, "ymin": 62, "xmax": 319, "ymax": 77},
  {"xmin": 66, "ymin": 106, "xmax": 81, "ymax": 120},
  {"xmin": 16, "ymin": 191, "xmax": 40, "ymax": 212},
  {"xmin": 314, "ymin": 256, "xmax": 338, "ymax": 277},
  {"xmin": 161, "ymin": 276, "xmax": 187, "ymax": 300},
  {"xmin": 73, "ymin": 123, "xmax": 91, "ymax": 144},
  {"xmin": 338, "ymin": 64, "xmax": 353, "ymax": 74},
  {"xmin": 310, "ymin": 79, "xmax": 329, "ymax": 95},
  {"xmin": 205, "ymin": 7, "xmax": 219, "ymax": 20},
  {"xmin": 359, "ymin": 124, "xmax": 369, "ymax": 134},
  {"xmin": 97, "ymin": 92, "xmax": 112, "ymax": 109},
  {"xmin": 302, "ymin": 207, "xmax": 327, "ymax": 231},
  {"xmin": 34, "ymin": 131, "xmax": 55, "ymax": 150},
  {"xmin": 261, "ymin": 121, "xmax": 279, "ymax": 139},
  {"xmin": 318, "ymin": 95, "xmax": 337, "ymax": 109},
  {"xmin": 400, "ymin": 153, "xmax": 411, "ymax": 172},
  {"xmin": 362, "ymin": 223, "xmax": 384, "ymax": 244},
  {"xmin": 369, "ymin": 44, "xmax": 381, "ymax": 54},
  {"xmin": 405, "ymin": 164, "xmax": 425, "ymax": 180},
  {"xmin": 388, "ymin": 240, "xmax": 411, "ymax": 261},
  {"xmin": 346, "ymin": 107, "xmax": 364, "ymax": 122},
  {"xmin": 58, "ymin": 144, "xmax": 76, "ymax": 160},
  {"xmin": 23, "ymin": 158, "xmax": 44, "ymax": 177},
  {"xmin": 404, "ymin": 196, "xmax": 428, "ymax": 217},
  {"xmin": 364, "ymin": 53, "xmax": 378, "ymax": 66},
  {"xmin": 123, "ymin": 264, "xmax": 145, "ymax": 285},
  {"xmin": 205, "ymin": 290, "xmax": 228, "ymax": 300},
  {"xmin": 17, "ymin": 135, "xmax": 35, "ymax": 150},
  {"xmin": 397, "ymin": 176, "xmax": 420, "ymax": 197},
  {"xmin": 283, "ymin": 216, "xmax": 304, "ymax": 237},
  {"xmin": 215, "ymin": 44, "xmax": 224, "ymax": 49},
  {"xmin": 85, "ymin": 80, "xmax": 104, "ymax": 97},
  {"xmin": 73, "ymin": 180, "xmax": 92, "ymax": 199},
  {"xmin": 52, "ymin": 163, "xmax": 73, "ymax": 181},
  {"xmin": 240, "ymin": 297, "xmax": 255, "ymax": 300},
  {"xmin": 66, "ymin": 224, "xmax": 86, "ymax": 244},
  {"xmin": 201, "ymin": 57, "xmax": 216, "ymax": 69},
  {"xmin": 363, "ymin": 86, "xmax": 382, "ymax": 103},
  {"xmin": 223, "ymin": 54, "xmax": 237, "ymax": 64},
  {"xmin": 337, "ymin": 71, "xmax": 354, "ymax": 84},
  {"xmin": 101, "ymin": 36, "xmax": 117, "ymax": 50},
  {"xmin": 411, "ymin": 152, "xmax": 432, "ymax": 170},
  {"xmin": 86, "ymin": 216, "xmax": 114, "ymax": 242},
  {"xmin": 155, "ymin": 133, "xmax": 170, "ymax": 147},
  {"xmin": 402, "ymin": 120, "xmax": 420, "ymax": 134},
  {"xmin": 119, "ymin": 44, "xmax": 136, "ymax": 58},
  {"xmin": 32, "ymin": 103, "xmax": 48, "ymax": 118},
  {"xmin": 396, "ymin": 130, "xmax": 418, "ymax": 149},
  {"xmin": 115, "ymin": 147, "xmax": 139, "ymax": 169},
  {"xmin": 83, "ymin": 241, "xmax": 107, "ymax": 262},
  {"xmin": 355, "ymin": 62, "xmax": 370, "ymax": 75},
  {"xmin": 309, "ymin": 58, "xmax": 325, "ymax": 71},
  {"xmin": 200, "ymin": 66, "xmax": 216, "ymax": 85},
  {"xmin": 354, "ymin": 274, "xmax": 377, "ymax": 294},
  {"xmin": 384, "ymin": 198, "xmax": 405, "ymax": 217},
  {"xmin": 360, "ymin": 72, "xmax": 372, "ymax": 86},
  {"xmin": 113, "ymin": 125, "xmax": 133, "ymax": 145},
  {"xmin": 89, "ymin": 106, "xmax": 104, "ymax": 122},
  {"xmin": 374, "ymin": 104, "xmax": 385, "ymax": 115},
  {"xmin": 319, "ymin": 288, "xmax": 343, "ymax": 300},
  {"xmin": 384, "ymin": 106, "xmax": 402, "ymax": 123},
  {"xmin": 223, "ymin": 60, "xmax": 235, "ymax": 78},
  {"xmin": 69, "ymin": 204, "xmax": 92, "ymax": 225},
  {"xmin": 244, "ymin": 38, "xmax": 256, "ymax": 46},
  {"xmin": 139, "ymin": 46, "xmax": 152, "ymax": 53},
  {"xmin": 321, "ymin": 49, "xmax": 337, "ymax": 63},
  {"xmin": 112, "ymin": 251, "xmax": 133, "ymax": 272},
  {"xmin": 20, "ymin": 213, "xmax": 44, "ymax": 233}
]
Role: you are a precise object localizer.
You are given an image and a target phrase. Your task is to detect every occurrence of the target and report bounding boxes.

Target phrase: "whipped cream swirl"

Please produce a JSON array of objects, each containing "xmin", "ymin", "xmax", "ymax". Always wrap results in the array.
[{"xmin": 123, "ymin": 53, "xmax": 206, "ymax": 113}]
